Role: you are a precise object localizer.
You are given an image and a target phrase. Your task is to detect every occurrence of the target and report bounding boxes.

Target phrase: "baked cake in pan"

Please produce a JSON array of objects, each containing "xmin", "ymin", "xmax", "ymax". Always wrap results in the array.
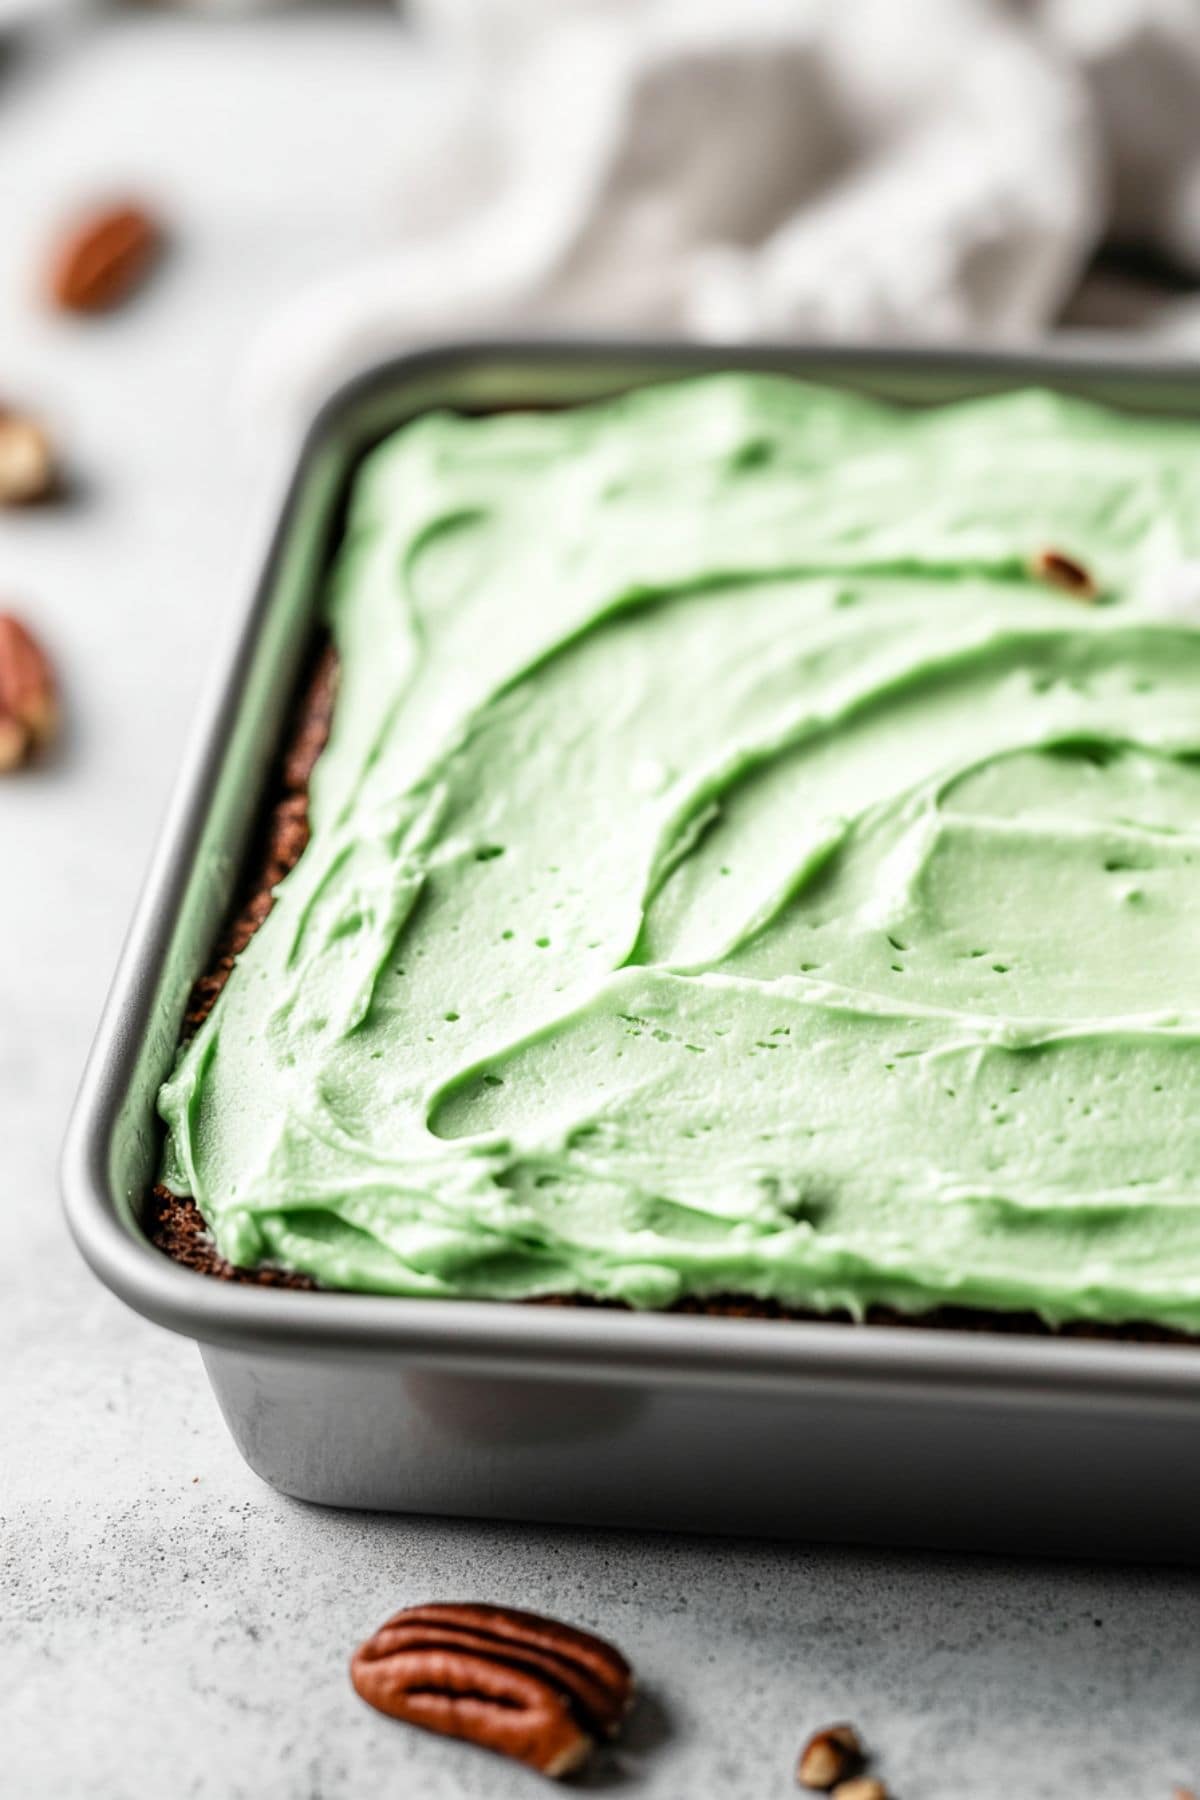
[{"xmin": 152, "ymin": 376, "xmax": 1200, "ymax": 1336}]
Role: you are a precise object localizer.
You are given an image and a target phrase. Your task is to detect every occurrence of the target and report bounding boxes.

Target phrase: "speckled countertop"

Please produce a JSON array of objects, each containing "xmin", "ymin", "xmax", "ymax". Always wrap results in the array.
[{"xmin": 2, "ymin": 15, "xmax": 1199, "ymax": 1800}]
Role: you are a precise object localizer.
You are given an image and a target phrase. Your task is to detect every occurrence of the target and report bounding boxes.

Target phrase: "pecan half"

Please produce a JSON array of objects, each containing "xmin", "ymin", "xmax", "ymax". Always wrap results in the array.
[
  {"xmin": 1029, "ymin": 546, "xmax": 1097, "ymax": 601},
  {"xmin": 0, "ymin": 613, "xmax": 58, "ymax": 771},
  {"xmin": 797, "ymin": 1723, "xmax": 864, "ymax": 1789},
  {"xmin": 0, "ymin": 410, "xmax": 56, "ymax": 506},
  {"xmin": 350, "ymin": 1602, "xmax": 634, "ymax": 1778},
  {"xmin": 46, "ymin": 201, "xmax": 162, "ymax": 315}
]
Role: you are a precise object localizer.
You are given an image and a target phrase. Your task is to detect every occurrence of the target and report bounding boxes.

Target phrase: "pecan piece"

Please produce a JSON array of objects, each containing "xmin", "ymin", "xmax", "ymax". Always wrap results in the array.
[
  {"xmin": 831, "ymin": 1781, "xmax": 887, "ymax": 1800},
  {"xmin": 798, "ymin": 1722, "xmax": 864, "ymax": 1789},
  {"xmin": 0, "ymin": 613, "xmax": 58, "ymax": 771},
  {"xmin": 1029, "ymin": 546, "xmax": 1097, "ymax": 601},
  {"xmin": 350, "ymin": 1601, "xmax": 634, "ymax": 1778},
  {"xmin": 46, "ymin": 201, "xmax": 162, "ymax": 315},
  {"xmin": 0, "ymin": 410, "xmax": 56, "ymax": 507}
]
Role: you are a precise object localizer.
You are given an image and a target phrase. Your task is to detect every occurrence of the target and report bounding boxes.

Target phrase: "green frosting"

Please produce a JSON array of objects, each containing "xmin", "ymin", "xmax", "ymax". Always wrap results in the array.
[{"xmin": 159, "ymin": 374, "xmax": 1200, "ymax": 1327}]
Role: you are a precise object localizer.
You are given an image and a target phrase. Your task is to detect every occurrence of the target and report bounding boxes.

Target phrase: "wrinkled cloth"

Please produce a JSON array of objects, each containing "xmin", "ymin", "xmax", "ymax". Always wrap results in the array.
[{"xmin": 248, "ymin": 0, "xmax": 1200, "ymax": 420}]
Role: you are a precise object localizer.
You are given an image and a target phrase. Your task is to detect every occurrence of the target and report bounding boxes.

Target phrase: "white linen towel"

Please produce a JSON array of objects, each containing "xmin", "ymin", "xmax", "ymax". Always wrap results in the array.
[{"xmin": 244, "ymin": 0, "xmax": 1200, "ymax": 420}]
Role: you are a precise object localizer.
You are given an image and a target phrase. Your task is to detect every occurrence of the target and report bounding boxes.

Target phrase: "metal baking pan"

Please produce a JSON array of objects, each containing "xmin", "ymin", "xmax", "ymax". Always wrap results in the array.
[{"xmin": 63, "ymin": 339, "xmax": 1200, "ymax": 1560}]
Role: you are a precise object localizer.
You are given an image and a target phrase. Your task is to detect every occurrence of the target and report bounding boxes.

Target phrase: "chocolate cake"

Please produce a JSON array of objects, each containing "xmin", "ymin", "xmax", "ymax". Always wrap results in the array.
[{"xmin": 149, "ymin": 376, "xmax": 1200, "ymax": 1337}]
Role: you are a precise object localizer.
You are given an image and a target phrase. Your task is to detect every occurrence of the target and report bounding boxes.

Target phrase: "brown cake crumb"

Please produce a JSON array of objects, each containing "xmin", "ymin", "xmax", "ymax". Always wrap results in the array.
[
  {"xmin": 181, "ymin": 642, "xmax": 336, "ymax": 1039},
  {"xmin": 282, "ymin": 639, "xmax": 339, "ymax": 792},
  {"xmin": 147, "ymin": 1186, "xmax": 317, "ymax": 1290}
]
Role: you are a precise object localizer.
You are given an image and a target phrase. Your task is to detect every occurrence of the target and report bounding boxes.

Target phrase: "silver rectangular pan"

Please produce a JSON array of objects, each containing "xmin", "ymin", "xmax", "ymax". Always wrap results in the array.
[{"xmin": 62, "ymin": 340, "xmax": 1200, "ymax": 1560}]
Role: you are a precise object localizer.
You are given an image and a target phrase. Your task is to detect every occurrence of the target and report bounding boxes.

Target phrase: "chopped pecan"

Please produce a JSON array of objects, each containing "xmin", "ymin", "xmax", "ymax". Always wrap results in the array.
[
  {"xmin": 831, "ymin": 1781, "xmax": 887, "ymax": 1800},
  {"xmin": 797, "ymin": 1723, "xmax": 864, "ymax": 1789},
  {"xmin": 0, "ymin": 410, "xmax": 56, "ymax": 506},
  {"xmin": 0, "ymin": 613, "xmax": 58, "ymax": 771},
  {"xmin": 47, "ymin": 200, "xmax": 162, "ymax": 315},
  {"xmin": 0, "ymin": 710, "xmax": 23, "ymax": 772},
  {"xmin": 350, "ymin": 1601, "xmax": 634, "ymax": 1779},
  {"xmin": 1029, "ymin": 546, "xmax": 1097, "ymax": 601}
]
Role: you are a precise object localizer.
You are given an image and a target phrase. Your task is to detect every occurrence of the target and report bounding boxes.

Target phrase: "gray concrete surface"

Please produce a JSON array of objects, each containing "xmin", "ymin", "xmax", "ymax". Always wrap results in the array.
[{"xmin": 2, "ymin": 15, "xmax": 1199, "ymax": 1799}]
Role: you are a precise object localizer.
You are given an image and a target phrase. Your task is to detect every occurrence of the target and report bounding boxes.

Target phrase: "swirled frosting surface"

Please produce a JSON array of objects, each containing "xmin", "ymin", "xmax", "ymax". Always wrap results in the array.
[{"xmin": 159, "ymin": 375, "xmax": 1200, "ymax": 1325}]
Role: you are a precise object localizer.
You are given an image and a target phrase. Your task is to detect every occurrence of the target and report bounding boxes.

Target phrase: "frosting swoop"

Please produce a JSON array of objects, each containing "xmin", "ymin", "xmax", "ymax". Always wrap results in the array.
[{"xmin": 160, "ymin": 375, "xmax": 1200, "ymax": 1327}]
